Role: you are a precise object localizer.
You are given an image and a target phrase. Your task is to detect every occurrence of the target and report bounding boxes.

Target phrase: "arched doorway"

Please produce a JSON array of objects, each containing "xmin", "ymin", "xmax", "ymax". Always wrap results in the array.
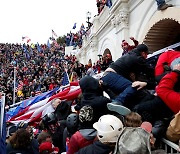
[
  {"xmin": 139, "ymin": 8, "xmax": 180, "ymax": 53},
  {"xmin": 143, "ymin": 19, "xmax": 180, "ymax": 52}
]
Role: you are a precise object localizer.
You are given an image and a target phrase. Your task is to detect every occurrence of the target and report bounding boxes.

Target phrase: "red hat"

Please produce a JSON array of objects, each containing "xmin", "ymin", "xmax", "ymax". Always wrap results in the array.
[
  {"xmin": 140, "ymin": 121, "xmax": 152, "ymax": 133},
  {"xmin": 39, "ymin": 142, "xmax": 59, "ymax": 153}
]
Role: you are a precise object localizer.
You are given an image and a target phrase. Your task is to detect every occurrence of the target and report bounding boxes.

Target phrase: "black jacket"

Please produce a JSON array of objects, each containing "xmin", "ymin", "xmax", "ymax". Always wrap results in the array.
[
  {"xmin": 79, "ymin": 76, "xmax": 112, "ymax": 123},
  {"xmin": 109, "ymin": 49, "xmax": 154, "ymax": 80},
  {"xmin": 6, "ymin": 139, "xmax": 39, "ymax": 154},
  {"xmin": 76, "ymin": 141, "xmax": 113, "ymax": 154}
]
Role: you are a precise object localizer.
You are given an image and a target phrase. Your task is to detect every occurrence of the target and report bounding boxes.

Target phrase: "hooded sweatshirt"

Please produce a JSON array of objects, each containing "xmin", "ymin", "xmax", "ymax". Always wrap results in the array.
[
  {"xmin": 67, "ymin": 129, "xmax": 97, "ymax": 154},
  {"xmin": 79, "ymin": 76, "xmax": 111, "ymax": 122}
]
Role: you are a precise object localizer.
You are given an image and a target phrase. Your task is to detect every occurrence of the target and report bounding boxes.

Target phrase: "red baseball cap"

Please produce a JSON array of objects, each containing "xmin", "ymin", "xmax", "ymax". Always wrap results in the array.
[{"xmin": 39, "ymin": 142, "xmax": 59, "ymax": 153}]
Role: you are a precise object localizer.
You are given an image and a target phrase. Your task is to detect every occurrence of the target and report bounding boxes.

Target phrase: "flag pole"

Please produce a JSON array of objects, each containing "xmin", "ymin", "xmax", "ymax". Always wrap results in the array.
[
  {"xmin": 0, "ymin": 92, "xmax": 5, "ymax": 137},
  {"xmin": 13, "ymin": 66, "xmax": 16, "ymax": 104},
  {"xmin": 52, "ymin": 29, "xmax": 53, "ymax": 40}
]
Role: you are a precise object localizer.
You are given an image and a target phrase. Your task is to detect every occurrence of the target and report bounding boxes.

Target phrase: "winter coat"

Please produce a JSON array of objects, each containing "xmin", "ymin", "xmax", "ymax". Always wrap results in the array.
[
  {"xmin": 6, "ymin": 139, "xmax": 39, "ymax": 154},
  {"xmin": 109, "ymin": 49, "xmax": 153, "ymax": 80},
  {"xmin": 79, "ymin": 76, "xmax": 111, "ymax": 123},
  {"xmin": 155, "ymin": 50, "xmax": 180, "ymax": 76},
  {"xmin": 156, "ymin": 71, "xmax": 180, "ymax": 113},
  {"xmin": 67, "ymin": 129, "xmax": 97, "ymax": 154},
  {"xmin": 76, "ymin": 141, "xmax": 113, "ymax": 154},
  {"xmin": 155, "ymin": 50, "xmax": 180, "ymax": 82}
]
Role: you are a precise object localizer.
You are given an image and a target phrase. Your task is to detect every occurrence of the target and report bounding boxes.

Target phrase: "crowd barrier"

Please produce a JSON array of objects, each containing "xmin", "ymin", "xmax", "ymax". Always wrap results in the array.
[{"xmin": 161, "ymin": 138, "xmax": 179, "ymax": 154}]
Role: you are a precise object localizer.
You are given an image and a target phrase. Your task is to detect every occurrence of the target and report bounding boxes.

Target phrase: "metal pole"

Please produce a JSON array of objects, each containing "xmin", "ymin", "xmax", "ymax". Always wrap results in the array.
[
  {"xmin": 13, "ymin": 66, "xmax": 16, "ymax": 104},
  {"xmin": 0, "ymin": 92, "xmax": 5, "ymax": 137}
]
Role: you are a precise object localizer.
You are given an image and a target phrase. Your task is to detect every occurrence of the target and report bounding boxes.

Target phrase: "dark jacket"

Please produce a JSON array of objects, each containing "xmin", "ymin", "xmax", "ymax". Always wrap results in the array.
[
  {"xmin": 79, "ymin": 76, "xmax": 111, "ymax": 122},
  {"xmin": 110, "ymin": 49, "xmax": 154, "ymax": 80},
  {"xmin": 76, "ymin": 141, "xmax": 113, "ymax": 154},
  {"xmin": 6, "ymin": 139, "xmax": 39, "ymax": 154}
]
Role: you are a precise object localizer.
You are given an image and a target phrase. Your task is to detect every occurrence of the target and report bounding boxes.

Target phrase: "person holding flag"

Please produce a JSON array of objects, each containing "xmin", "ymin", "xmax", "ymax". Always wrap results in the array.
[{"xmin": 52, "ymin": 29, "xmax": 58, "ymax": 38}]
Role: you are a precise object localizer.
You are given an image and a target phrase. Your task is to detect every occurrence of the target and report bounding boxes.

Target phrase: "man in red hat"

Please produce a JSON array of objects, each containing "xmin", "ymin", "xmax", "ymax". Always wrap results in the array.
[
  {"xmin": 39, "ymin": 141, "xmax": 59, "ymax": 154},
  {"xmin": 121, "ymin": 37, "xmax": 139, "ymax": 56}
]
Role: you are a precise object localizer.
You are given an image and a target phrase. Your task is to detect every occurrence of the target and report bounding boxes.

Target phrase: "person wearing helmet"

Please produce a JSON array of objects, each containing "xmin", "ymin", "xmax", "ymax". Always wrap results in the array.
[
  {"xmin": 42, "ymin": 112, "xmax": 66, "ymax": 152},
  {"xmin": 62, "ymin": 113, "xmax": 79, "ymax": 151},
  {"xmin": 42, "ymin": 112, "xmax": 58, "ymax": 131},
  {"xmin": 67, "ymin": 106, "xmax": 97, "ymax": 154},
  {"xmin": 77, "ymin": 114, "xmax": 123, "ymax": 154}
]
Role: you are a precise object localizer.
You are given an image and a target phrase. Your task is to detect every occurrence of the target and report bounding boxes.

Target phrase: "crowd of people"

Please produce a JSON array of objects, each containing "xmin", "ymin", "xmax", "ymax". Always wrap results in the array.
[
  {"xmin": 2, "ymin": 1, "xmax": 180, "ymax": 153},
  {"xmin": 0, "ymin": 42, "xmax": 114, "ymax": 107},
  {"xmin": 4, "ymin": 40, "xmax": 180, "ymax": 154}
]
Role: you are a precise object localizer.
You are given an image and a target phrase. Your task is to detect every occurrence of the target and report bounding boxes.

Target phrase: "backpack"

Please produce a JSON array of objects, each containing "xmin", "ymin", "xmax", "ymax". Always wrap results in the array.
[{"xmin": 113, "ymin": 127, "xmax": 151, "ymax": 154}]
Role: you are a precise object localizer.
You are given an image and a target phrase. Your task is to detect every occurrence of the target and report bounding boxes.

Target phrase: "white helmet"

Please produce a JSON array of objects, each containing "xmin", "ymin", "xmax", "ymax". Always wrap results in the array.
[{"xmin": 93, "ymin": 114, "xmax": 123, "ymax": 143}]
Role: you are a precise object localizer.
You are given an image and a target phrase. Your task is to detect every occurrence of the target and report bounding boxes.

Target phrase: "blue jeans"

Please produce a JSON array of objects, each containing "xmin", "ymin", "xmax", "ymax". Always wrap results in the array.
[
  {"xmin": 101, "ymin": 72, "xmax": 137, "ymax": 104},
  {"xmin": 155, "ymin": 0, "xmax": 165, "ymax": 7}
]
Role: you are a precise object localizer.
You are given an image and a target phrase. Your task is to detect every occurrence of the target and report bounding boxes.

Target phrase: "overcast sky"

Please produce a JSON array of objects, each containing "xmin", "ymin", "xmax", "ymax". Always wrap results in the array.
[{"xmin": 0, "ymin": 0, "xmax": 97, "ymax": 44}]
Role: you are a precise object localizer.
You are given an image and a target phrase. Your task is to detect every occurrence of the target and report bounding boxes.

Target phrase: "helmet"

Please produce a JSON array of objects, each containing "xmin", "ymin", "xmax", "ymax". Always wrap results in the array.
[
  {"xmin": 66, "ymin": 113, "xmax": 79, "ymax": 132},
  {"xmin": 79, "ymin": 105, "xmax": 93, "ymax": 123},
  {"xmin": 93, "ymin": 114, "xmax": 123, "ymax": 143},
  {"xmin": 42, "ymin": 112, "xmax": 57, "ymax": 126}
]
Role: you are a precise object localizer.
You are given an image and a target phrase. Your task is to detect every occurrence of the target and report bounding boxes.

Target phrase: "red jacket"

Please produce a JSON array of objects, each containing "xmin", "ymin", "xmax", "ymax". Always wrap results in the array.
[
  {"xmin": 67, "ymin": 129, "xmax": 96, "ymax": 154},
  {"xmin": 156, "ymin": 71, "xmax": 180, "ymax": 113},
  {"xmin": 155, "ymin": 51, "xmax": 180, "ymax": 76}
]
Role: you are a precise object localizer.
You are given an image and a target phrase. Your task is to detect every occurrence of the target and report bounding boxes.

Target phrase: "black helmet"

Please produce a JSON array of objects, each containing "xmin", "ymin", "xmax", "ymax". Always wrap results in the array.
[
  {"xmin": 66, "ymin": 113, "xmax": 79, "ymax": 133},
  {"xmin": 42, "ymin": 112, "xmax": 57, "ymax": 126}
]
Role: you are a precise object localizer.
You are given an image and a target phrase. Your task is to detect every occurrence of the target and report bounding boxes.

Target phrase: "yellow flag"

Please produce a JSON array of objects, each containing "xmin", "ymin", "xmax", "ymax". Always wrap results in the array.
[{"xmin": 31, "ymin": 43, "xmax": 35, "ymax": 49}]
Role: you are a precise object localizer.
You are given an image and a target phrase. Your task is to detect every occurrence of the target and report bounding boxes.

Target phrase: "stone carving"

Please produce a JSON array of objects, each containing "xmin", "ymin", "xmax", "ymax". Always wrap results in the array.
[
  {"xmin": 111, "ymin": 8, "xmax": 129, "ymax": 27},
  {"xmin": 90, "ymin": 41, "xmax": 97, "ymax": 49},
  {"xmin": 111, "ymin": 16, "xmax": 117, "ymax": 27},
  {"xmin": 118, "ymin": 8, "xmax": 129, "ymax": 26}
]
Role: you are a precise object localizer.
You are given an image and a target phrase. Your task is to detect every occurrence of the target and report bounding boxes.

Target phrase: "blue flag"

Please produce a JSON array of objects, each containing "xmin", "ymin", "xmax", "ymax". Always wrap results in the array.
[
  {"xmin": 47, "ymin": 40, "xmax": 51, "ymax": 49},
  {"xmin": 23, "ymin": 44, "xmax": 30, "ymax": 60},
  {"xmin": 37, "ymin": 43, "xmax": 42, "ymax": 52},
  {"xmin": 0, "ymin": 94, "xmax": 6, "ymax": 154},
  {"xmin": 62, "ymin": 71, "xmax": 70, "ymax": 86},
  {"xmin": 106, "ymin": 0, "xmax": 112, "ymax": 8},
  {"xmin": 80, "ymin": 23, "xmax": 85, "ymax": 30},
  {"xmin": 72, "ymin": 23, "xmax": 76, "ymax": 29}
]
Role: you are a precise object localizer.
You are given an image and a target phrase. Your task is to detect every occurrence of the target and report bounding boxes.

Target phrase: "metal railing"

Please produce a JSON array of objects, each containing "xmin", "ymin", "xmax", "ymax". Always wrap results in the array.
[{"xmin": 161, "ymin": 138, "xmax": 180, "ymax": 154}]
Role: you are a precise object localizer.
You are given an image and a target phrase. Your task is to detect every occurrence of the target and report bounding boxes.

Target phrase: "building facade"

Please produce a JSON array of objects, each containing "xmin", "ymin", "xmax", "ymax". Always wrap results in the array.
[{"xmin": 71, "ymin": 0, "xmax": 180, "ymax": 64}]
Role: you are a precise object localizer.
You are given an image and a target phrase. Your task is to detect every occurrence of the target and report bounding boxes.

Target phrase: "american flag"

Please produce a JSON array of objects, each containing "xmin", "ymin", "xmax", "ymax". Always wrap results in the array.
[
  {"xmin": 22, "ymin": 36, "xmax": 31, "ymax": 43},
  {"xmin": 35, "ymin": 91, "xmax": 42, "ymax": 96},
  {"xmin": 6, "ymin": 77, "xmax": 81, "ymax": 126}
]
